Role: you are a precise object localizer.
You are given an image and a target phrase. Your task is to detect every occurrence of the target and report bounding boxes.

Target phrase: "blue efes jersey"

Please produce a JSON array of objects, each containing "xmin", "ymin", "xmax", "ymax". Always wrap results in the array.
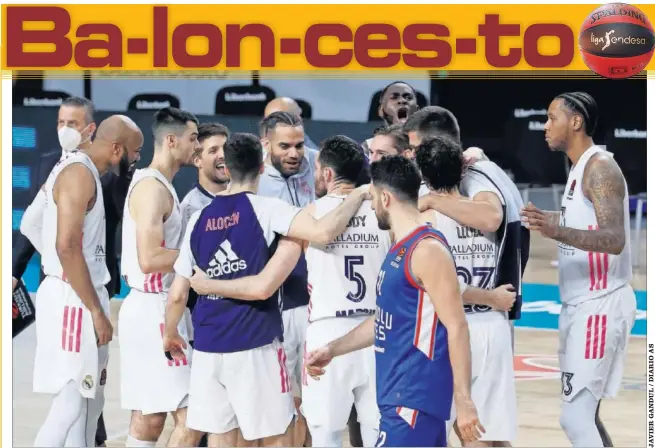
[
  {"xmin": 176, "ymin": 192, "xmax": 302, "ymax": 354},
  {"xmin": 375, "ymin": 224, "xmax": 454, "ymax": 421}
]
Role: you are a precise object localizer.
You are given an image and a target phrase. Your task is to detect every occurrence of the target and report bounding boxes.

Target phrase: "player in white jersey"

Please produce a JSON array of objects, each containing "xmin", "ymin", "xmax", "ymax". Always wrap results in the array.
[
  {"xmin": 415, "ymin": 136, "xmax": 518, "ymax": 446},
  {"xmin": 406, "ymin": 106, "xmax": 529, "ymax": 357},
  {"xmin": 32, "ymin": 116, "xmax": 143, "ymax": 447},
  {"xmin": 522, "ymin": 92, "xmax": 636, "ymax": 447},
  {"xmin": 119, "ymin": 107, "xmax": 202, "ymax": 447},
  {"xmin": 298, "ymin": 136, "xmax": 391, "ymax": 447}
]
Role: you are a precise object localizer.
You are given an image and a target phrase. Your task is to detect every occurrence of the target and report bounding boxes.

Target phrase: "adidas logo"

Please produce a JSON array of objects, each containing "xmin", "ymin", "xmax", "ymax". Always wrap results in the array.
[{"xmin": 207, "ymin": 240, "xmax": 247, "ymax": 277}]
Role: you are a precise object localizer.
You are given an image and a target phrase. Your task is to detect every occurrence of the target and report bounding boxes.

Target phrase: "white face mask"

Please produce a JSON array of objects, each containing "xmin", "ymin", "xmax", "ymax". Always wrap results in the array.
[{"xmin": 58, "ymin": 125, "xmax": 90, "ymax": 155}]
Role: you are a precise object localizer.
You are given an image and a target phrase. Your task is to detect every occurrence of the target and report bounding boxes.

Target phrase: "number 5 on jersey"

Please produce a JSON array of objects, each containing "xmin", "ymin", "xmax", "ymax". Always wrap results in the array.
[{"xmin": 344, "ymin": 255, "xmax": 366, "ymax": 302}]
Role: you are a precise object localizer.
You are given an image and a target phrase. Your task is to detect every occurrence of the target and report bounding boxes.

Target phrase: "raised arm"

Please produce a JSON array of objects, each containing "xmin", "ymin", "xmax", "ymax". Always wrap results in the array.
[
  {"xmin": 419, "ymin": 190, "xmax": 503, "ymax": 234},
  {"xmin": 54, "ymin": 163, "xmax": 113, "ymax": 345},
  {"xmin": 130, "ymin": 177, "xmax": 180, "ymax": 274},
  {"xmin": 189, "ymin": 236, "xmax": 303, "ymax": 301},
  {"xmin": 286, "ymin": 185, "xmax": 369, "ymax": 245},
  {"xmin": 412, "ymin": 239, "xmax": 484, "ymax": 443}
]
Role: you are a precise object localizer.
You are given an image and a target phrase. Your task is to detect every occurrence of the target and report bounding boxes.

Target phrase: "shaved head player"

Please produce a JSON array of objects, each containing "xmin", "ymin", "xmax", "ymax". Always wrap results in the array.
[
  {"xmin": 521, "ymin": 92, "xmax": 636, "ymax": 448},
  {"xmin": 32, "ymin": 115, "xmax": 142, "ymax": 447},
  {"xmin": 119, "ymin": 107, "xmax": 201, "ymax": 447}
]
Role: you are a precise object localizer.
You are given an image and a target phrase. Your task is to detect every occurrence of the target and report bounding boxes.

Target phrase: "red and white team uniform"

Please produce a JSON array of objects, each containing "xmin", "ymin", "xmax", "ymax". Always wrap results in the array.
[
  {"xmin": 557, "ymin": 146, "xmax": 636, "ymax": 402},
  {"xmin": 119, "ymin": 168, "xmax": 191, "ymax": 415},
  {"xmin": 33, "ymin": 151, "xmax": 111, "ymax": 400}
]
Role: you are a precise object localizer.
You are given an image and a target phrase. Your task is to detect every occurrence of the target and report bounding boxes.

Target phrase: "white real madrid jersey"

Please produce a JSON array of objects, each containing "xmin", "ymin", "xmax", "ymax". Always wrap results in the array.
[
  {"xmin": 41, "ymin": 152, "xmax": 110, "ymax": 289},
  {"xmin": 558, "ymin": 146, "xmax": 632, "ymax": 305},
  {"xmin": 121, "ymin": 168, "xmax": 184, "ymax": 294},
  {"xmin": 306, "ymin": 195, "xmax": 391, "ymax": 322},
  {"xmin": 430, "ymin": 202, "xmax": 505, "ymax": 319}
]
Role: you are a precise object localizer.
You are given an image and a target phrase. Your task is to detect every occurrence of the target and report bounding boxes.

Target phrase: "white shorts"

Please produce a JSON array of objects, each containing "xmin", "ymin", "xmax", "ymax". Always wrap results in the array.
[
  {"xmin": 558, "ymin": 284, "xmax": 636, "ymax": 402},
  {"xmin": 282, "ymin": 305, "xmax": 308, "ymax": 398},
  {"xmin": 447, "ymin": 312, "xmax": 517, "ymax": 442},
  {"xmin": 118, "ymin": 289, "xmax": 192, "ymax": 415},
  {"xmin": 186, "ymin": 339, "xmax": 295, "ymax": 441},
  {"xmin": 301, "ymin": 317, "xmax": 379, "ymax": 432},
  {"xmin": 33, "ymin": 276, "xmax": 110, "ymax": 399}
]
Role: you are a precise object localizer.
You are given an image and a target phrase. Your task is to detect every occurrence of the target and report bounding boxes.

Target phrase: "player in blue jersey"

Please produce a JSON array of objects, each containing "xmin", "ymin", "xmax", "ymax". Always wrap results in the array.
[
  {"xmin": 306, "ymin": 155, "xmax": 485, "ymax": 447},
  {"xmin": 162, "ymin": 133, "xmax": 370, "ymax": 447}
]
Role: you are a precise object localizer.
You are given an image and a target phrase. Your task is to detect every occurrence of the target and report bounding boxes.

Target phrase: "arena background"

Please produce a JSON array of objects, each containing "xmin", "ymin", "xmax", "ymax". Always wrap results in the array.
[
  {"xmin": 11, "ymin": 73, "xmax": 648, "ymax": 446},
  {"xmin": 12, "ymin": 73, "xmax": 647, "ymax": 336}
]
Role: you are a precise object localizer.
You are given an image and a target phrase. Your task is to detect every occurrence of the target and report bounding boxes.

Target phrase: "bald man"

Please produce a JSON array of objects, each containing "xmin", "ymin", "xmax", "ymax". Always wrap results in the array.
[
  {"xmin": 31, "ymin": 114, "xmax": 143, "ymax": 448},
  {"xmin": 17, "ymin": 100, "xmax": 141, "ymax": 446},
  {"xmin": 264, "ymin": 97, "xmax": 318, "ymax": 150}
]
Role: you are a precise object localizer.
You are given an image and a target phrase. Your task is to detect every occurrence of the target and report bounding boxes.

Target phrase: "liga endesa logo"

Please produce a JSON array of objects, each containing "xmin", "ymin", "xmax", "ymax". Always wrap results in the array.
[
  {"xmin": 2, "ymin": 5, "xmax": 583, "ymax": 70},
  {"xmin": 579, "ymin": 3, "xmax": 655, "ymax": 79}
]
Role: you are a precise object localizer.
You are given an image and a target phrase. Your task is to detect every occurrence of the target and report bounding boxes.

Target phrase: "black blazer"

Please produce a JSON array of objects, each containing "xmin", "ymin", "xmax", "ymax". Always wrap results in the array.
[{"xmin": 12, "ymin": 151, "xmax": 133, "ymax": 298}]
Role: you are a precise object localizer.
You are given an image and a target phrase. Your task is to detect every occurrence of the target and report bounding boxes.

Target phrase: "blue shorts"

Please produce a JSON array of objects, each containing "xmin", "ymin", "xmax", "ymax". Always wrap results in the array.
[{"xmin": 376, "ymin": 405, "xmax": 447, "ymax": 447}]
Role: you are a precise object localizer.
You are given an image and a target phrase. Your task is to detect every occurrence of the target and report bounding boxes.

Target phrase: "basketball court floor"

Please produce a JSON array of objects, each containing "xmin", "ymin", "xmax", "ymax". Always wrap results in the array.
[{"xmin": 12, "ymin": 233, "xmax": 647, "ymax": 447}]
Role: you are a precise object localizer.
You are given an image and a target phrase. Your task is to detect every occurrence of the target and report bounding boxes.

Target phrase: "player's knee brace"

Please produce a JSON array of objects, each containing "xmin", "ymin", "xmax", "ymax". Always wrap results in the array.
[{"xmin": 560, "ymin": 389, "xmax": 604, "ymax": 447}]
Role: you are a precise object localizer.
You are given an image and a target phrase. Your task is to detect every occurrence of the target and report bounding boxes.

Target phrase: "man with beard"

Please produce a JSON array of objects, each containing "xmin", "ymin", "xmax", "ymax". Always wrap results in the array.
[
  {"xmin": 300, "ymin": 136, "xmax": 391, "ymax": 447},
  {"xmin": 264, "ymin": 97, "xmax": 318, "ymax": 150},
  {"xmin": 31, "ymin": 115, "xmax": 143, "ymax": 448},
  {"xmin": 361, "ymin": 82, "xmax": 420, "ymax": 159},
  {"xmin": 16, "ymin": 96, "xmax": 138, "ymax": 447},
  {"xmin": 179, "ymin": 122, "xmax": 230, "ymax": 448},
  {"xmin": 522, "ymin": 92, "xmax": 635, "ymax": 448},
  {"xmin": 258, "ymin": 111, "xmax": 317, "ymax": 447},
  {"xmin": 180, "ymin": 123, "xmax": 231, "ymax": 225},
  {"xmin": 119, "ymin": 107, "xmax": 201, "ymax": 447},
  {"xmin": 162, "ymin": 133, "xmax": 371, "ymax": 448},
  {"xmin": 305, "ymin": 155, "xmax": 485, "ymax": 447}
]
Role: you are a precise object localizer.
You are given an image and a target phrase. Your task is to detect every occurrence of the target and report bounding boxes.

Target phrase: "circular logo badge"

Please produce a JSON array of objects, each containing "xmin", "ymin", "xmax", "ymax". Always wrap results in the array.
[
  {"xmin": 82, "ymin": 375, "xmax": 94, "ymax": 390},
  {"xmin": 579, "ymin": 3, "xmax": 655, "ymax": 79}
]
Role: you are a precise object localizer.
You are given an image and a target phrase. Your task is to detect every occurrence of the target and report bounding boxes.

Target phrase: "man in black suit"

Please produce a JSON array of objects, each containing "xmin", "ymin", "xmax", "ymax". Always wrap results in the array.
[{"xmin": 13, "ymin": 96, "xmax": 136, "ymax": 447}]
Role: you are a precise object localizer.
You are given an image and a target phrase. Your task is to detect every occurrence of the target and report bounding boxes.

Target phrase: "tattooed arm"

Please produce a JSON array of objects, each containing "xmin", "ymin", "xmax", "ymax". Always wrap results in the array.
[
  {"xmin": 521, "ymin": 153, "xmax": 626, "ymax": 255},
  {"xmin": 554, "ymin": 153, "xmax": 626, "ymax": 254}
]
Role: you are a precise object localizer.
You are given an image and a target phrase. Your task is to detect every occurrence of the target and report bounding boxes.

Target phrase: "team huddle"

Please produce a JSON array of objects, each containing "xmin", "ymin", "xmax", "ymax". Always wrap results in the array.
[{"xmin": 18, "ymin": 83, "xmax": 637, "ymax": 448}]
